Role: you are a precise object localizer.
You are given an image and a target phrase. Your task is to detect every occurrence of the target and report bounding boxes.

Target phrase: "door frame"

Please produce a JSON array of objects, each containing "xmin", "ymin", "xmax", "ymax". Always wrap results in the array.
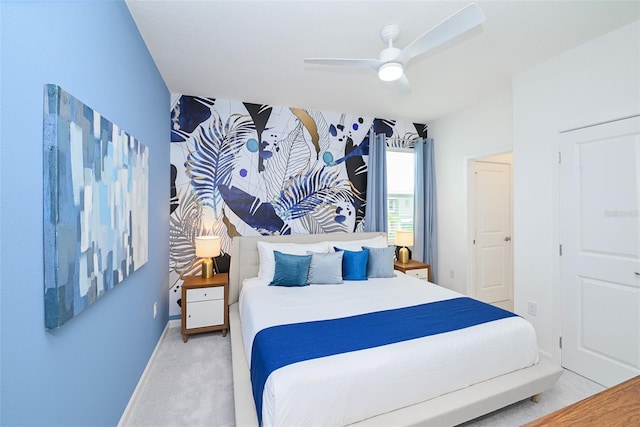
[{"xmin": 467, "ymin": 151, "xmax": 514, "ymax": 303}]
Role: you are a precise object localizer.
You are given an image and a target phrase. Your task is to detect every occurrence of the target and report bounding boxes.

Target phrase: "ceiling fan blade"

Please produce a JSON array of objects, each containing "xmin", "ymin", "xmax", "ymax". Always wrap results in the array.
[
  {"xmin": 304, "ymin": 58, "xmax": 381, "ymax": 70},
  {"xmin": 389, "ymin": 74, "xmax": 411, "ymax": 96},
  {"xmin": 396, "ymin": 3, "xmax": 485, "ymax": 65}
]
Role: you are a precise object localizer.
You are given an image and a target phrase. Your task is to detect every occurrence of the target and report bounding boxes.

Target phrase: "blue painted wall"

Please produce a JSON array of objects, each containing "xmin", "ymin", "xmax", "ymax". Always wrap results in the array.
[{"xmin": 0, "ymin": 1, "xmax": 170, "ymax": 425}]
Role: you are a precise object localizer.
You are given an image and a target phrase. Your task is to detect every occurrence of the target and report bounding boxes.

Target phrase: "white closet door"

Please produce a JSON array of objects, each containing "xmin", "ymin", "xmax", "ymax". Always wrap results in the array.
[{"xmin": 560, "ymin": 115, "xmax": 640, "ymax": 387}]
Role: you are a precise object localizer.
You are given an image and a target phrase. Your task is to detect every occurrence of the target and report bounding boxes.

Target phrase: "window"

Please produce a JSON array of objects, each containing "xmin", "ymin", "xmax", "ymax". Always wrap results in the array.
[
  {"xmin": 386, "ymin": 149, "xmax": 414, "ymax": 244},
  {"xmin": 388, "ymin": 198, "xmax": 398, "ymax": 214}
]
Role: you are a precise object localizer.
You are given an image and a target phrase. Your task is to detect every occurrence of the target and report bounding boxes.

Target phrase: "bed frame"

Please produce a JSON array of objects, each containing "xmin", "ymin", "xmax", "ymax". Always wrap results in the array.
[{"xmin": 228, "ymin": 232, "xmax": 562, "ymax": 426}]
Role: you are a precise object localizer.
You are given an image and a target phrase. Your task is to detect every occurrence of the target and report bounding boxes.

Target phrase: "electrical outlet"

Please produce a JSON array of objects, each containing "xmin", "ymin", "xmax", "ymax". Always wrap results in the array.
[
  {"xmin": 449, "ymin": 269, "xmax": 455, "ymax": 279},
  {"xmin": 528, "ymin": 301, "xmax": 537, "ymax": 317},
  {"xmin": 153, "ymin": 301, "xmax": 158, "ymax": 319}
]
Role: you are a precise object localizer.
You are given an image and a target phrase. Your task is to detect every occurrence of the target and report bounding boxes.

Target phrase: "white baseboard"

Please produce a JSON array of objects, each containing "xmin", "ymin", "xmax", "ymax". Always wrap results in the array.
[
  {"xmin": 118, "ymin": 322, "xmax": 171, "ymax": 426},
  {"xmin": 538, "ymin": 349, "xmax": 554, "ymax": 363}
]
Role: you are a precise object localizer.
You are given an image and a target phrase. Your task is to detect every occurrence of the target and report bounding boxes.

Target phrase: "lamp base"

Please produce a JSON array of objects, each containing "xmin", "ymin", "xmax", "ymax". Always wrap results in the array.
[
  {"xmin": 398, "ymin": 247, "xmax": 409, "ymax": 264},
  {"xmin": 201, "ymin": 258, "xmax": 214, "ymax": 279}
]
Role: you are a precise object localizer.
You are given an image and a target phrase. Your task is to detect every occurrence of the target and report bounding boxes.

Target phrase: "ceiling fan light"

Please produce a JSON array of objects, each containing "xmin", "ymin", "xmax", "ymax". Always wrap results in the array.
[{"xmin": 378, "ymin": 62, "xmax": 403, "ymax": 82}]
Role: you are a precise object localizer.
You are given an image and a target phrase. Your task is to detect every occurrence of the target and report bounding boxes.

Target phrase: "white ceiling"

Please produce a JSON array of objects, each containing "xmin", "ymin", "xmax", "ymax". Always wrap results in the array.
[{"xmin": 126, "ymin": 1, "xmax": 640, "ymax": 124}]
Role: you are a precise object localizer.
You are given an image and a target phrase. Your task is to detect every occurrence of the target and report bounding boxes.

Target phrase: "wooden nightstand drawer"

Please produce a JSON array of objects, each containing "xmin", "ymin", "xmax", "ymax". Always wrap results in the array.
[
  {"xmin": 405, "ymin": 268, "xmax": 428, "ymax": 280},
  {"xmin": 186, "ymin": 299, "xmax": 225, "ymax": 329},
  {"xmin": 186, "ymin": 286, "xmax": 224, "ymax": 303}
]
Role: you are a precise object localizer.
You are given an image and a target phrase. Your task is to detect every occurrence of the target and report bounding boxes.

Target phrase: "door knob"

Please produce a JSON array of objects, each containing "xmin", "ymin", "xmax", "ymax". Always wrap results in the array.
[{"xmin": 504, "ymin": 236, "xmax": 511, "ymax": 242}]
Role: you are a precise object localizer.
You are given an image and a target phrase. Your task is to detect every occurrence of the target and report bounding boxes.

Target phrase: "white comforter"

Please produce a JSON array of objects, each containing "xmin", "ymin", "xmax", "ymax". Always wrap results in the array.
[{"xmin": 239, "ymin": 273, "xmax": 539, "ymax": 427}]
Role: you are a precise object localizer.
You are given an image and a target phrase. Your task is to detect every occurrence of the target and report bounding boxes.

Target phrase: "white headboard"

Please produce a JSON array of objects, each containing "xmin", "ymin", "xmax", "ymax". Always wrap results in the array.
[{"xmin": 228, "ymin": 232, "xmax": 387, "ymax": 304}]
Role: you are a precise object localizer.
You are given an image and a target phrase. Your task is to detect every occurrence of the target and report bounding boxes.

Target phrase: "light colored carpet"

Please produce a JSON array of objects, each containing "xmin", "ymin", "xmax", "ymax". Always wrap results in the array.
[
  {"xmin": 121, "ymin": 325, "xmax": 235, "ymax": 427},
  {"xmin": 121, "ymin": 325, "xmax": 604, "ymax": 427}
]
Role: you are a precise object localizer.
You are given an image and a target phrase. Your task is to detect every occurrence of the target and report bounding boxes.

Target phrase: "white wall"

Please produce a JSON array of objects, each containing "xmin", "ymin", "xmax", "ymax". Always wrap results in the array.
[
  {"xmin": 513, "ymin": 20, "xmax": 640, "ymax": 362},
  {"xmin": 429, "ymin": 91, "xmax": 514, "ymax": 294}
]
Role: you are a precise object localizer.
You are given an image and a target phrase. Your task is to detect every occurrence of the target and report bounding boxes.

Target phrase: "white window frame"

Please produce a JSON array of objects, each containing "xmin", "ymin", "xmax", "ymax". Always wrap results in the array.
[{"xmin": 386, "ymin": 147, "xmax": 415, "ymax": 244}]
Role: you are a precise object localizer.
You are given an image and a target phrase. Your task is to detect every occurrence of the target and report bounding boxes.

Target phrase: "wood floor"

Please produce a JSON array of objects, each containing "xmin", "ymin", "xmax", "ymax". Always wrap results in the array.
[{"xmin": 524, "ymin": 375, "xmax": 640, "ymax": 427}]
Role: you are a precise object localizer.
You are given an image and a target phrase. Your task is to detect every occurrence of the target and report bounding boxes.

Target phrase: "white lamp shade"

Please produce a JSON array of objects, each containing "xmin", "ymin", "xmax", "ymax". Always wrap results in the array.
[
  {"xmin": 395, "ymin": 230, "xmax": 414, "ymax": 247},
  {"xmin": 378, "ymin": 62, "xmax": 403, "ymax": 82},
  {"xmin": 195, "ymin": 236, "xmax": 221, "ymax": 258}
]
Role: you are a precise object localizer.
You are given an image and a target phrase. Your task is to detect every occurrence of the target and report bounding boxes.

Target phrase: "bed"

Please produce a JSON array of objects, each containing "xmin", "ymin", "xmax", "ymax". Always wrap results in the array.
[{"xmin": 229, "ymin": 232, "xmax": 562, "ymax": 426}]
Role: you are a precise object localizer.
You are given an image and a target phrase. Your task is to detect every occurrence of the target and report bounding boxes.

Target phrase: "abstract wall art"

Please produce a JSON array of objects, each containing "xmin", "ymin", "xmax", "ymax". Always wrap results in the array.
[
  {"xmin": 168, "ymin": 95, "xmax": 426, "ymax": 316},
  {"xmin": 43, "ymin": 84, "xmax": 149, "ymax": 329}
]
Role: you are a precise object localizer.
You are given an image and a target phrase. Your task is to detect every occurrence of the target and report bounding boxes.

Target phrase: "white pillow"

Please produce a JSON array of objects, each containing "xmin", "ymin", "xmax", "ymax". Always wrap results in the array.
[
  {"xmin": 328, "ymin": 235, "xmax": 388, "ymax": 252},
  {"xmin": 257, "ymin": 241, "xmax": 330, "ymax": 281}
]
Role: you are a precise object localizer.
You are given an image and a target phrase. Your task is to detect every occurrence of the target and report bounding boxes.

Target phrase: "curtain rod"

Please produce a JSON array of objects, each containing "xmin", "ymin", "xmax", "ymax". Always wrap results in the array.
[
  {"xmin": 385, "ymin": 136, "xmax": 428, "ymax": 142},
  {"xmin": 386, "ymin": 137, "xmax": 418, "ymax": 141}
]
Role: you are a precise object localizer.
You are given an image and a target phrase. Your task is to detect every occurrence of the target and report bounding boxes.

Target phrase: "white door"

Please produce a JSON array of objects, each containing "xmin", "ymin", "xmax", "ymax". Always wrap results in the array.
[
  {"xmin": 473, "ymin": 161, "xmax": 512, "ymax": 304},
  {"xmin": 560, "ymin": 115, "xmax": 640, "ymax": 387}
]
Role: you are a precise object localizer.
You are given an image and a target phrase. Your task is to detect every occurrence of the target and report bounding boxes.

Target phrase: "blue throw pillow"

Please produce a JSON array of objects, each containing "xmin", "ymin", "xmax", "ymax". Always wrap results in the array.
[
  {"xmin": 363, "ymin": 246, "xmax": 396, "ymax": 278},
  {"xmin": 269, "ymin": 251, "xmax": 312, "ymax": 287},
  {"xmin": 334, "ymin": 247, "xmax": 369, "ymax": 281},
  {"xmin": 307, "ymin": 251, "xmax": 344, "ymax": 284}
]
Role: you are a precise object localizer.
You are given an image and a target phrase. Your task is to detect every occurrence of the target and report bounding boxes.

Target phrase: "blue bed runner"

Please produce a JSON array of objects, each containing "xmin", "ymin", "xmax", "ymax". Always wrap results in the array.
[{"xmin": 250, "ymin": 297, "xmax": 517, "ymax": 424}]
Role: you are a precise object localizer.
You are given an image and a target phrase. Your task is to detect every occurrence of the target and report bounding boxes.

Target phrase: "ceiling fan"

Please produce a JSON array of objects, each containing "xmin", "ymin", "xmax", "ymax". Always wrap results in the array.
[{"xmin": 303, "ymin": 3, "xmax": 485, "ymax": 93}]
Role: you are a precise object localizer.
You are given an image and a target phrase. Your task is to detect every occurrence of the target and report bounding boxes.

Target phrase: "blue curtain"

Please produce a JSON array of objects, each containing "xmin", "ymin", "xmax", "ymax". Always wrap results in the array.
[
  {"xmin": 364, "ymin": 131, "xmax": 388, "ymax": 232},
  {"xmin": 414, "ymin": 138, "xmax": 438, "ymax": 281}
]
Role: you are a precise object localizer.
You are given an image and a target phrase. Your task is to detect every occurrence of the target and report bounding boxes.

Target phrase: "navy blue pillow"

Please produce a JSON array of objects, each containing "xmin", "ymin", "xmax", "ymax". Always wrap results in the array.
[
  {"xmin": 334, "ymin": 247, "xmax": 369, "ymax": 280},
  {"xmin": 269, "ymin": 251, "xmax": 312, "ymax": 287}
]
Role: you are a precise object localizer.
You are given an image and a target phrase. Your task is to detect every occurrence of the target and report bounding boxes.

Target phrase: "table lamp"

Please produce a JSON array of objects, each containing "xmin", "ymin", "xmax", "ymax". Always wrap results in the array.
[
  {"xmin": 195, "ymin": 236, "xmax": 221, "ymax": 279},
  {"xmin": 395, "ymin": 230, "xmax": 413, "ymax": 264}
]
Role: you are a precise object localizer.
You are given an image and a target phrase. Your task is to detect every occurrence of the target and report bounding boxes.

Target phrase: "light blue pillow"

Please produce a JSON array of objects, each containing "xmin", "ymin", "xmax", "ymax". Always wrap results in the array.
[
  {"xmin": 334, "ymin": 247, "xmax": 369, "ymax": 281},
  {"xmin": 363, "ymin": 246, "xmax": 396, "ymax": 278},
  {"xmin": 269, "ymin": 251, "xmax": 312, "ymax": 287},
  {"xmin": 307, "ymin": 251, "xmax": 344, "ymax": 284}
]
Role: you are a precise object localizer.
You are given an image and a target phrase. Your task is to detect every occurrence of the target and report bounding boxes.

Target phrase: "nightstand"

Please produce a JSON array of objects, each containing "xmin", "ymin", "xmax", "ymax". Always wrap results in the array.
[
  {"xmin": 394, "ymin": 260, "xmax": 431, "ymax": 282},
  {"xmin": 181, "ymin": 273, "xmax": 228, "ymax": 343}
]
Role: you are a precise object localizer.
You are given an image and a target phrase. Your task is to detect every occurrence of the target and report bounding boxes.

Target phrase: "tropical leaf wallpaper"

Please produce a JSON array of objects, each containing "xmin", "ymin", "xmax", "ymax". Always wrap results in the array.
[{"xmin": 169, "ymin": 95, "xmax": 425, "ymax": 316}]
